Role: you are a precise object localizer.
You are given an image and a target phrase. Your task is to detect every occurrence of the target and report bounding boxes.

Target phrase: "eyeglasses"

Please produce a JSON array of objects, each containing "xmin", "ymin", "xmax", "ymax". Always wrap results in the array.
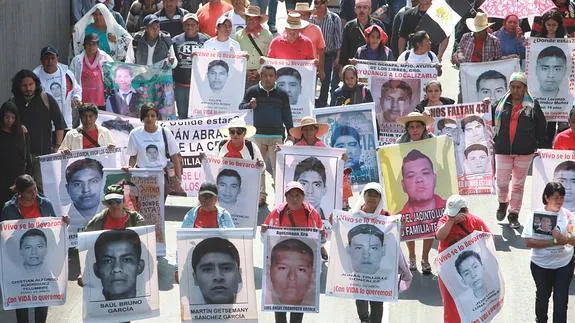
[
  {"xmin": 106, "ymin": 198, "xmax": 123, "ymax": 205},
  {"xmin": 229, "ymin": 128, "xmax": 246, "ymax": 136}
]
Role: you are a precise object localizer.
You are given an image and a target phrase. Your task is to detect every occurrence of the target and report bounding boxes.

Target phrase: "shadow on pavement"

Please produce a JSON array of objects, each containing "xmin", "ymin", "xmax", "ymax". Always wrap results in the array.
[
  {"xmin": 399, "ymin": 273, "xmax": 442, "ymax": 306},
  {"xmin": 496, "ymin": 225, "xmax": 528, "ymax": 251},
  {"xmin": 157, "ymin": 257, "xmax": 176, "ymax": 291}
]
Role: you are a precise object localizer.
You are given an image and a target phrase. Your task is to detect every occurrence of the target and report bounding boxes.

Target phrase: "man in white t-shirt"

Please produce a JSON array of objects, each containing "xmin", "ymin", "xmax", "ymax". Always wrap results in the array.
[
  {"xmin": 222, "ymin": 0, "xmax": 247, "ymax": 33},
  {"xmin": 33, "ymin": 46, "xmax": 82, "ymax": 129},
  {"xmin": 203, "ymin": 16, "xmax": 242, "ymax": 52}
]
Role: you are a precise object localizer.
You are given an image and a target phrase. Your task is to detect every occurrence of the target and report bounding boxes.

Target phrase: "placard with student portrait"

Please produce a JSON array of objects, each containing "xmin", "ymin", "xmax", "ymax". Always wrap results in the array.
[
  {"xmin": 262, "ymin": 227, "xmax": 321, "ymax": 313},
  {"xmin": 78, "ymin": 225, "xmax": 159, "ymax": 322},
  {"xmin": 177, "ymin": 228, "xmax": 257, "ymax": 322},
  {"xmin": 532, "ymin": 149, "xmax": 575, "ymax": 213},
  {"xmin": 460, "ymin": 58, "xmax": 520, "ymax": 103},
  {"xmin": 0, "ymin": 218, "xmax": 68, "ymax": 310}
]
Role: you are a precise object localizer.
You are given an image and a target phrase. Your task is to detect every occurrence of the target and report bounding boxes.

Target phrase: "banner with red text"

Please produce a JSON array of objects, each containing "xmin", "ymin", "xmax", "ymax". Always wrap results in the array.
[
  {"xmin": 427, "ymin": 102, "xmax": 494, "ymax": 194},
  {"xmin": 326, "ymin": 211, "xmax": 401, "ymax": 302},
  {"xmin": 435, "ymin": 231, "xmax": 504, "ymax": 323},
  {"xmin": 0, "ymin": 218, "xmax": 67, "ymax": 310},
  {"xmin": 532, "ymin": 149, "xmax": 575, "ymax": 213}
]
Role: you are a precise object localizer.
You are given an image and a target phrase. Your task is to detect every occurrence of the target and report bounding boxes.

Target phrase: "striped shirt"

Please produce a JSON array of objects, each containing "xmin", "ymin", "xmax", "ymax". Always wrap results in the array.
[{"xmin": 310, "ymin": 10, "xmax": 342, "ymax": 54}]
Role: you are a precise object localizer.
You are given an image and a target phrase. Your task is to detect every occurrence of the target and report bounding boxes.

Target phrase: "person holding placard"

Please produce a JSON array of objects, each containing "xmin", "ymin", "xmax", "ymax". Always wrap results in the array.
[
  {"xmin": 59, "ymin": 104, "xmax": 115, "ymax": 151},
  {"xmin": 522, "ymin": 182, "xmax": 575, "ymax": 323},
  {"xmin": 435, "ymin": 195, "xmax": 490, "ymax": 323},
  {"xmin": 84, "ymin": 184, "xmax": 146, "ymax": 231},
  {"xmin": 414, "ymin": 80, "xmax": 455, "ymax": 113},
  {"xmin": 553, "ymin": 107, "xmax": 575, "ymax": 150},
  {"xmin": 349, "ymin": 182, "xmax": 412, "ymax": 323},
  {"xmin": 181, "ymin": 182, "xmax": 235, "ymax": 228},
  {"xmin": 330, "ymin": 65, "xmax": 373, "ymax": 106},
  {"xmin": 203, "ymin": 16, "xmax": 242, "ymax": 52}
]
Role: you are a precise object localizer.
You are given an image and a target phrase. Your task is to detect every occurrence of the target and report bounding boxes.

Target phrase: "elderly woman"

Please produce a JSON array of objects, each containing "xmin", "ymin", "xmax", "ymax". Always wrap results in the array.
[
  {"xmin": 395, "ymin": 112, "xmax": 436, "ymax": 274},
  {"xmin": 354, "ymin": 24, "xmax": 395, "ymax": 61},
  {"xmin": 435, "ymin": 194, "xmax": 491, "ymax": 323},
  {"xmin": 349, "ymin": 182, "xmax": 412, "ymax": 323},
  {"xmin": 59, "ymin": 104, "xmax": 114, "ymax": 152},
  {"xmin": 522, "ymin": 182, "xmax": 575, "ymax": 323},
  {"xmin": 330, "ymin": 65, "xmax": 373, "ymax": 106},
  {"xmin": 415, "ymin": 80, "xmax": 455, "ymax": 113},
  {"xmin": 397, "ymin": 31, "xmax": 442, "ymax": 76},
  {"xmin": 493, "ymin": 72, "xmax": 546, "ymax": 229},
  {"xmin": 495, "ymin": 14, "xmax": 526, "ymax": 61}
]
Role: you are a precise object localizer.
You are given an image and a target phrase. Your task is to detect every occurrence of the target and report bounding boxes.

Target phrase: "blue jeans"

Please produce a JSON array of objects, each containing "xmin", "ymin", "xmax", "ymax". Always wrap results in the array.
[
  {"xmin": 268, "ymin": 0, "xmax": 278, "ymax": 27},
  {"xmin": 251, "ymin": 0, "xmax": 269, "ymax": 12},
  {"xmin": 316, "ymin": 51, "xmax": 338, "ymax": 107},
  {"xmin": 175, "ymin": 85, "xmax": 190, "ymax": 119}
]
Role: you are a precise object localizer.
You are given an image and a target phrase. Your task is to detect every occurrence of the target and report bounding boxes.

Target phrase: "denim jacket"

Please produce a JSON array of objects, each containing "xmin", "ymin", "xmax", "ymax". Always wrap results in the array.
[
  {"xmin": 1, "ymin": 195, "xmax": 57, "ymax": 221},
  {"xmin": 181, "ymin": 205, "xmax": 235, "ymax": 228}
]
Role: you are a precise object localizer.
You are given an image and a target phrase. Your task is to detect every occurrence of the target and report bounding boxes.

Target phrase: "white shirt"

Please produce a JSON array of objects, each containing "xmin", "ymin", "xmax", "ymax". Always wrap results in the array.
[
  {"xmin": 127, "ymin": 126, "xmax": 180, "ymax": 168},
  {"xmin": 203, "ymin": 37, "xmax": 242, "ymax": 52},
  {"xmin": 223, "ymin": 10, "xmax": 246, "ymax": 34},
  {"xmin": 397, "ymin": 49, "xmax": 439, "ymax": 64}
]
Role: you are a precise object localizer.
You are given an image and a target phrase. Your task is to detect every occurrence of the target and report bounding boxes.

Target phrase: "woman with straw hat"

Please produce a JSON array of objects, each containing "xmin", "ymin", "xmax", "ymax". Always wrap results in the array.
[
  {"xmin": 395, "ymin": 111, "xmax": 436, "ymax": 274},
  {"xmin": 285, "ymin": 116, "xmax": 330, "ymax": 147}
]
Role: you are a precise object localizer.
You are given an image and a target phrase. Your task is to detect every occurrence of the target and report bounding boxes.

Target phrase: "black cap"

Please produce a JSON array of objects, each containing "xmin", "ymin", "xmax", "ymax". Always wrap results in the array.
[
  {"xmin": 143, "ymin": 14, "xmax": 160, "ymax": 26},
  {"xmin": 198, "ymin": 182, "xmax": 218, "ymax": 196},
  {"xmin": 40, "ymin": 46, "xmax": 59, "ymax": 58}
]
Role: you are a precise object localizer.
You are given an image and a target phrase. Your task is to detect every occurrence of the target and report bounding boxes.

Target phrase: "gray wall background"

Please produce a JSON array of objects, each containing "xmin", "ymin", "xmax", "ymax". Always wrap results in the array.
[{"xmin": 0, "ymin": 0, "xmax": 71, "ymax": 99}]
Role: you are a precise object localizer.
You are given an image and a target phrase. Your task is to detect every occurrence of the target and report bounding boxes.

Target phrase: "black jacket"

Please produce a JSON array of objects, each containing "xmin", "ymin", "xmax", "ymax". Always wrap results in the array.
[
  {"xmin": 239, "ymin": 84, "xmax": 293, "ymax": 135},
  {"xmin": 492, "ymin": 98, "xmax": 546, "ymax": 155},
  {"xmin": 330, "ymin": 84, "xmax": 373, "ymax": 107},
  {"xmin": 415, "ymin": 97, "xmax": 455, "ymax": 113}
]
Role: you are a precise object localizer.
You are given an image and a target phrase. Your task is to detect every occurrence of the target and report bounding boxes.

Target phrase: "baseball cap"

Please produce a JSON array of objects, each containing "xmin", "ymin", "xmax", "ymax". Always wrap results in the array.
[
  {"xmin": 284, "ymin": 181, "xmax": 305, "ymax": 196},
  {"xmin": 143, "ymin": 14, "xmax": 160, "ymax": 26},
  {"xmin": 199, "ymin": 182, "xmax": 218, "ymax": 197},
  {"xmin": 182, "ymin": 13, "xmax": 199, "ymax": 23},
  {"xmin": 216, "ymin": 15, "xmax": 232, "ymax": 26},
  {"xmin": 445, "ymin": 195, "xmax": 467, "ymax": 217},
  {"xmin": 40, "ymin": 46, "xmax": 59, "ymax": 58},
  {"xmin": 104, "ymin": 184, "xmax": 124, "ymax": 201}
]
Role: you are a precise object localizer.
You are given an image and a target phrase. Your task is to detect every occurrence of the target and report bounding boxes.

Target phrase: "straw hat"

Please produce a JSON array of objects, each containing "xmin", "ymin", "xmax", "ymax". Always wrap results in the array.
[
  {"xmin": 244, "ymin": 5, "xmax": 268, "ymax": 24},
  {"xmin": 289, "ymin": 116, "xmax": 330, "ymax": 138},
  {"xmin": 293, "ymin": 2, "xmax": 314, "ymax": 12},
  {"xmin": 397, "ymin": 112, "xmax": 434, "ymax": 127},
  {"xmin": 285, "ymin": 12, "xmax": 309, "ymax": 29},
  {"xmin": 465, "ymin": 12, "xmax": 494, "ymax": 32},
  {"xmin": 219, "ymin": 118, "xmax": 257, "ymax": 138}
]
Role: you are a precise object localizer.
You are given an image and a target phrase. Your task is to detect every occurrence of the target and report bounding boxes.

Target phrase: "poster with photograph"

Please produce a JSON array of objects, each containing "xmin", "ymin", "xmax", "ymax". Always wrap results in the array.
[
  {"xmin": 313, "ymin": 103, "xmax": 379, "ymax": 190},
  {"xmin": 262, "ymin": 227, "xmax": 321, "ymax": 313},
  {"xmin": 355, "ymin": 60, "xmax": 437, "ymax": 144},
  {"xmin": 326, "ymin": 211, "xmax": 401, "ymax": 302},
  {"xmin": 38, "ymin": 147, "xmax": 123, "ymax": 247},
  {"xmin": 102, "ymin": 168, "xmax": 166, "ymax": 256},
  {"xmin": 526, "ymin": 38, "xmax": 575, "ymax": 121},
  {"xmin": 78, "ymin": 225, "xmax": 159, "ymax": 322},
  {"xmin": 460, "ymin": 58, "xmax": 520, "ymax": 103},
  {"xmin": 177, "ymin": 228, "xmax": 257, "ymax": 322},
  {"xmin": 0, "ymin": 218, "xmax": 67, "ymax": 310},
  {"xmin": 265, "ymin": 57, "xmax": 317, "ymax": 124},
  {"xmin": 275, "ymin": 146, "xmax": 345, "ymax": 235},
  {"xmin": 377, "ymin": 136, "xmax": 458, "ymax": 241},
  {"xmin": 427, "ymin": 102, "xmax": 494, "ymax": 194},
  {"xmin": 435, "ymin": 231, "xmax": 504, "ymax": 323},
  {"xmin": 189, "ymin": 50, "xmax": 247, "ymax": 117},
  {"xmin": 532, "ymin": 149, "xmax": 575, "ymax": 213},
  {"xmin": 96, "ymin": 111, "xmax": 143, "ymax": 151},
  {"xmin": 201, "ymin": 156, "xmax": 261, "ymax": 231},
  {"xmin": 103, "ymin": 61, "xmax": 177, "ymax": 119}
]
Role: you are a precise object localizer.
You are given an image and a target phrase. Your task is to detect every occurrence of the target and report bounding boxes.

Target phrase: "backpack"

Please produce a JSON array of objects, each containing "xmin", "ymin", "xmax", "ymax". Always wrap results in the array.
[
  {"xmin": 404, "ymin": 50, "xmax": 433, "ymax": 62},
  {"xmin": 218, "ymin": 140, "xmax": 255, "ymax": 159}
]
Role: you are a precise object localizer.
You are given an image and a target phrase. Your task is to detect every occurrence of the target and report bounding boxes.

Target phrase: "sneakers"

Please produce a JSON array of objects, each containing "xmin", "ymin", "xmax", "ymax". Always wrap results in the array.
[
  {"xmin": 496, "ymin": 202, "xmax": 508, "ymax": 221},
  {"xmin": 508, "ymin": 212, "xmax": 521, "ymax": 229},
  {"xmin": 409, "ymin": 257, "xmax": 417, "ymax": 271},
  {"xmin": 421, "ymin": 261, "xmax": 432, "ymax": 275}
]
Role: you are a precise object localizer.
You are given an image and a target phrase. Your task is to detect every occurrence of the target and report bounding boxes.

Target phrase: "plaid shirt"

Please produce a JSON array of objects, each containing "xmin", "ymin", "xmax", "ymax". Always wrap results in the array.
[
  {"xmin": 310, "ymin": 10, "xmax": 342, "ymax": 53},
  {"xmin": 453, "ymin": 32, "xmax": 501, "ymax": 64}
]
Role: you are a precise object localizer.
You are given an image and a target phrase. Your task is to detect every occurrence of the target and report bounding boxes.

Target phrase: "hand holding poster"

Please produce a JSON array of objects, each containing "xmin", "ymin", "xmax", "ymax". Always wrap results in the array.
[
  {"xmin": 189, "ymin": 50, "xmax": 247, "ymax": 117},
  {"xmin": 313, "ymin": 103, "xmax": 380, "ymax": 190},
  {"xmin": 39, "ymin": 147, "xmax": 123, "ymax": 247},
  {"xmin": 355, "ymin": 60, "xmax": 437, "ymax": 144},
  {"xmin": 78, "ymin": 225, "xmax": 159, "ymax": 322},
  {"xmin": 532, "ymin": 149, "xmax": 575, "ymax": 212},
  {"xmin": 377, "ymin": 136, "xmax": 458, "ymax": 240},
  {"xmin": 201, "ymin": 156, "xmax": 261, "ymax": 230},
  {"xmin": 262, "ymin": 227, "xmax": 321, "ymax": 313},
  {"xmin": 265, "ymin": 57, "xmax": 317, "ymax": 124},
  {"xmin": 427, "ymin": 102, "xmax": 494, "ymax": 194},
  {"xmin": 177, "ymin": 228, "xmax": 257, "ymax": 322},
  {"xmin": 0, "ymin": 218, "xmax": 67, "ymax": 310},
  {"xmin": 102, "ymin": 168, "xmax": 166, "ymax": 256},
  {"xmin": 326, "ymin": 211, "xmax": 401, "ymax": 302},
  {"xmin": 435, "ymin": 231, "xmax": 504, "ymax": 323},
  {"xmin": 460, "ymin": 58, "xmax": 520, "ymax": 103}
]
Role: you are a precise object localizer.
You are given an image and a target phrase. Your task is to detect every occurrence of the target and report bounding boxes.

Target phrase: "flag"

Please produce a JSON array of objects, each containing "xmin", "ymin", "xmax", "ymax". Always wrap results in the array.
[{"xmin": 418, "ymin": 0, "xmax": 473, "ymax": 45}]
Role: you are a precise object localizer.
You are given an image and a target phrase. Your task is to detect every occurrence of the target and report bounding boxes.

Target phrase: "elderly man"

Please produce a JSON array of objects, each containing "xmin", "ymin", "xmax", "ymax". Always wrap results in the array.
[
  {"xmin": 293, "ymin": 2, "xmax": 326, "ymax": 80},
  {"xmin": 33, "ymin": 46, "xmax": 82, "ymax": 129},
  {"xmin": 197, "ymin": 0, "xmax": 234, "ymax": 37},
  {"xmin": 267, "ymin": 13, "xmax": 315, "ymax": 60},
  {"xmin": 155, "ymin": 0, "xmax": 190, "ymax": 37},
  {"xmin": 126, "ymin": 14, "xmax": 178, "ymax": 67},
  {"xmin": 452, "ymin": 13, "xmax": 502, "ymax": 66}
]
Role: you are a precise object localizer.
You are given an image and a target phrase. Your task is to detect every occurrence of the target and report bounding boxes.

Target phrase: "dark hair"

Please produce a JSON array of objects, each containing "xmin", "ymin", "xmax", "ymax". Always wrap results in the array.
[
  {"xmin": 83, "ymin": 33, "xmax": 100, "ymax": 45},
  {"xmin": 65, "ymin": 158, "xmax": 104, "ymax": 182},
  {"xmin": 347, "ymin": 224, "xmax": 384, "ymax": 246},
  {"xmin": 115, "ymin": 64, "xmax": 134, "ymax": 78},
  {"xmin": 208, "ymin": 59, "xmax": 230, "ymax": 73},
  {"xmin": 191, "ymin": 237, "xmax": 240, "ymax": 271},
  {"xmin": 20, "ymin": 228, "xmax": 47, "ymax": 248},
  {"xmin": 539, "ymin": 10, "xmax": 566, "ymax": 38},
  {"xmin": 554, "ymin": 160, "xmax": 575, "ymax": 174},
  {"xmin": 569, "ymin": 107, "xmax": 575, "ymax": 120},
  {"xmin": 94, "ymin": 229, "xmax": 142, "ymax": 263},
  {"xmin": 294, "ymin": 157, "xmax": 326, "ymax": 185},
  {"xmin": 409, "ymin": 30, "xmax": 429, "ymax": 50},
  {"xmin": 78, "ymin": 103, "xmax": 99, "ymax": 117},
  {"xmin": 10, "ymin": 174, "xmax": 36, "ymax": 194},
  {"xmin": 271, "ymin": 239, "xmax": 314, "ymax": 267},
  {"xmin": 537, "ymin": 45, "xmax": 567, "ymax": 62},
  {"xmin": 139, "ymin": 103, "xmax": 160, "ymax": 121},
  {"xmin": 461, "ymin": 115, "xmax": 485, "ymax": 131},
  {"xmin": 424, "ymin": 80, "xmax": 442, "ymax": 92},
  {"xmin": 401, "ymin": 149, "xmax": 434, "ymax": 177},
  {"xmin": 341, "ymin": 65, "xmax": 358, "ymax": 80},
  {"xmin": 437, "ymin": 118, "xmax": 456, "ymax": 131},
  {"xmin": 277, "ymin": 67, "xmax": 302, "ymax": 82},
  {"xmin": 330, "ymin": 124, "xmax": 361, "ymax": 147},
  {"xmin": 145, "ymin": 144, "xmax": 158, "ymax": 152},
  {"xmin": 260, "ymin": 64, "xmax": 277, "ymax": 74},
  {"xmin": 454, "ymin": 250, "xmax": 482, "ymax": 276},
  {"xmin": 464, "ymin": 144, "xmax": 488, "ymax": 158},
  {"xmin": 101, "ymin": 119, "xmax": 134, "ymax": 133},
  {"xmin": 0, "ymin": 101, "xmax": 24, "ymax": 138},
  {"xmin": 217, "ymin": 168, "xmax": 242, "ymax": 186},
  {"xmin": 476, "ymin": 70, "xmax": 507, "ymax": 93},
  {"xmin": 381, "ymin": 80, "xmax": 413, "ymax": 100},
  {"xmin": 11, "ymin": 69, "xmax": 42, "ymax": 99},
  {"xmin": 542, "ymin": 181, "xmax": 566, "ymax": 205}
]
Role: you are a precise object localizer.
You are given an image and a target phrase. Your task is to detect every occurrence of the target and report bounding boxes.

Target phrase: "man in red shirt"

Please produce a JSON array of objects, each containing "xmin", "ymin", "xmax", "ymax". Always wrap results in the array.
[
  {"xmin": 553, "ymin": 107, "xmax": 575, "ymax": 150},
  {"xmin": 266, "ymin": 13, "xmax": 315, "ymax": 60}
]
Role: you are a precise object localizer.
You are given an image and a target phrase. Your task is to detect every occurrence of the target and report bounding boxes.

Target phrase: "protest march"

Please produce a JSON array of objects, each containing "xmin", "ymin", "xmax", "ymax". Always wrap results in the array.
[{"xmin": 2, "ymin": 0, "xmax": 575, "ymax": 323}]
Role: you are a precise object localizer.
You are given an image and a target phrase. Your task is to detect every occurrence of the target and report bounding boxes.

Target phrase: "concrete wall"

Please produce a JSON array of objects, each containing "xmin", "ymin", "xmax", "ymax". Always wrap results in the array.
[{"xmin": 0, "ymin": 0, "xmax": 70, "ymax": 99}]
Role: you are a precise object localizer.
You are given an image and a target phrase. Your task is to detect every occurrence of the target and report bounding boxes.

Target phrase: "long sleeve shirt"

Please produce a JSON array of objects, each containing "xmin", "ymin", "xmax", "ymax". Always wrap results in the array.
[{"xmin": 239, "ymin": 83, "xmax": 293, "ymax": 135}]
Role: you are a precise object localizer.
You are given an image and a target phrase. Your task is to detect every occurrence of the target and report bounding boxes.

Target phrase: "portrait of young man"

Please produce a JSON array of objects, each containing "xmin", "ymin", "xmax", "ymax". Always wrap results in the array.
[
  {"xmin": 454, "ymin": 250, "xmax": 488, "ymax": 301},
  {"xmin": 553, "ymin": 160, "xmax": 575, "ymax": 211},
  {"xmin": 460, "ymin": 115, "xmax": 486, "ymax": 148},
  {"xmin": 19, "ymin": 229, "xmax": 52, "ymax": 276},
  {"xmin": 216, "ymin": 168, "xmax": 242, "ymax": 211},
  {"xmin": 293, "ymin": 157, "xmax": 328, "ymax": 219},
  {"xmin": 206, "ymin": 60, "xmax": 230, "ymax": 95},
  {"xmin": 106, "ymin": 65, "xmax": 141, "ymax": 117},
  {"xmin": 379, "ymin": 80, "xmax": 413, "ymax": 124},
  {"xmin": 346, "ymin": 224, "xmax": 385, "ymax": 275},
  {"xmin": 475, "ymin": 70, "xmax": 507, "ymax": 102},
  {"xmin": 277, "ymin": 67, "xmax": 303, "ymax": 105},
  {"xmin": 65, "ymin": 158, "xmax": 104, "ymax": 225},
  {"xmin": 535, "ymin": 46, "xmax": 568, "ymax": 98},
  {"xmin": 464, "ymin": 144, "xmax": 489, "ymax": 176},
  {"xmin": 400, "ymin": 149, "xmax": 446, "ymax": 214}
]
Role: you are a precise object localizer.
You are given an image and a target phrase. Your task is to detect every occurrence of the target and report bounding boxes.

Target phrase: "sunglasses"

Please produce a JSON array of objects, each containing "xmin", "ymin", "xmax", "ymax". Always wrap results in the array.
[
  {"xmin": 229, "ymin": 128, "xmax": 246, "ymax": 136},
  {"xmin": 106, "ymin": 198, "xmax": 123, "ymax": 205}
]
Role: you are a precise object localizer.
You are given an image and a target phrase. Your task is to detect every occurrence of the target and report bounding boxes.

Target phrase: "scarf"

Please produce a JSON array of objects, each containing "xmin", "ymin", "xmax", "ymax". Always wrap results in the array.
[{"xmin": 493, "ymin": 90, "xmax": 534, "ymax": 136}]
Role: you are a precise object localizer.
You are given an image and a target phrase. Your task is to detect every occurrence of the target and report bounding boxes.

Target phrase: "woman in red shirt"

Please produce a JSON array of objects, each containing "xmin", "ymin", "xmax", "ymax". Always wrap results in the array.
[
  {"xmin": 553, "ymin": 107, "xmax": 575, "ymax": 150},
  {"xmin": 435, "ymin": 194, "xmax": 491, "ymax": 323}
]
